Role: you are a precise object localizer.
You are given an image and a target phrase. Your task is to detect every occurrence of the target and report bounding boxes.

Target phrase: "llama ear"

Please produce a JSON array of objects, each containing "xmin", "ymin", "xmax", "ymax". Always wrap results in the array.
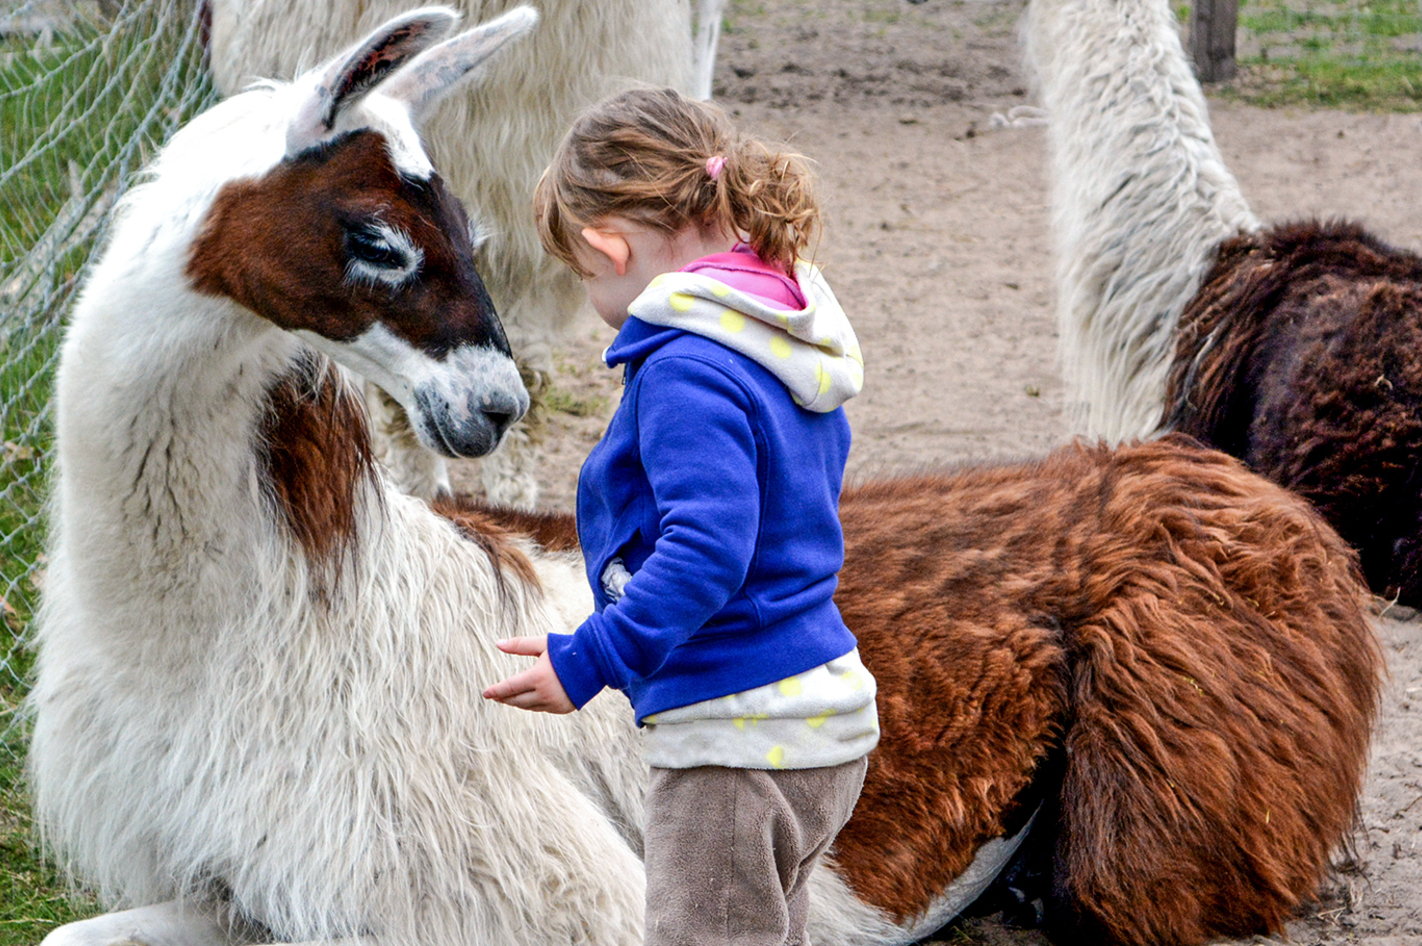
[
  {"xmin": 376, "ymin": 5, "xmax": 538, "ymax": 123},
  {"xmin": 286, "ymin": 6, "xmax": 460, "ymax": 155}
]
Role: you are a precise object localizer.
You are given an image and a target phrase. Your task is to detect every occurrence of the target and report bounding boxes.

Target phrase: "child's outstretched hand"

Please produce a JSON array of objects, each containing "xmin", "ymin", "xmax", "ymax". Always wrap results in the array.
[{"xmin": 483, "ymin": 636, "xmax": 575, "ymax": 714}]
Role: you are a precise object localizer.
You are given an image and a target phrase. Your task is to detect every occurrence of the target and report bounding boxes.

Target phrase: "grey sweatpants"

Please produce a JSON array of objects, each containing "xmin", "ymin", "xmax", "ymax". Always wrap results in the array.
[{"xmin": 643, "ymin": 757, "xmax": 868, "ymax": 946}]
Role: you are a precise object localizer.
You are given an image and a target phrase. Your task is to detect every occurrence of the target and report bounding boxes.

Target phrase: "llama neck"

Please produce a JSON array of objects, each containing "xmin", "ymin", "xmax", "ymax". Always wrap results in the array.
[
  {"xmin": 52, "ymin": 253, "xmax": 373, "ymax": 605},
  {"xmin": 1029, "ymin": 0, "xmax": 1259, "ymax": 442}
]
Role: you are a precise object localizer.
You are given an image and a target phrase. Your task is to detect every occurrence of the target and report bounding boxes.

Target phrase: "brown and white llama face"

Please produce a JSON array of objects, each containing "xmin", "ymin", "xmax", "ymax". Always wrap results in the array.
[
  {"xmin": 187, "ymin": 128, "xmax": 526, "ymax": 458},
  {"xmin": 188, "ymin": 4, "xmax": 537, "ymax": 459}
]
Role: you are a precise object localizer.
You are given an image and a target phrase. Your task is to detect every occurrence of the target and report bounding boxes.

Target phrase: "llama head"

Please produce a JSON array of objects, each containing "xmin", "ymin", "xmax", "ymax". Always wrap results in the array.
[{"xmin": 185, "ymin": 5, "xmax": 536, "ymax": 459}]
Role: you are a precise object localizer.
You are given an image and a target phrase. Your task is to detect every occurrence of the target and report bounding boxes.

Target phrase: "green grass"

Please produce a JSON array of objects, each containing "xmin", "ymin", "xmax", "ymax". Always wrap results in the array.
[
  {"xmin": 0, "ymin": 7, "xmax": 217, "ymax": 939},
  {"xmin": 1227, "ymin": 54, "xmax": 1422, "ymax": 108},
  {"xmin": 544, "ymin": 385, "xmax": 610, "ymax": 419},
  {"xmin": 1224, "ymin": 0, "xmax": 1422, "ymax": 110}
]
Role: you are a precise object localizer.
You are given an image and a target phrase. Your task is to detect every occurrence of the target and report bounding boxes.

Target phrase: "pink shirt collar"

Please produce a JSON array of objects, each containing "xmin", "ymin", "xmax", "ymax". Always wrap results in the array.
[{"xmin": 679, "ymin": 244, "xmax": 807, "ymax": 311}]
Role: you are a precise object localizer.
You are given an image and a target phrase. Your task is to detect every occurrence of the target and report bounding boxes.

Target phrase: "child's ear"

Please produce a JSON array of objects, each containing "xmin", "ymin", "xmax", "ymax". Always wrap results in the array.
[{"xmin": 581, "ymin": 227, "xmax": 631, "ymax": 277}]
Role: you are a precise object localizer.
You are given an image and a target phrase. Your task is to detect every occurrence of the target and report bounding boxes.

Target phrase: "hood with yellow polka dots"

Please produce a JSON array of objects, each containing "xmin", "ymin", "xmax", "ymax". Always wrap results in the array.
[{"xmin": 625, "ymin": 259, "xmax": 864, "ymax": 412}]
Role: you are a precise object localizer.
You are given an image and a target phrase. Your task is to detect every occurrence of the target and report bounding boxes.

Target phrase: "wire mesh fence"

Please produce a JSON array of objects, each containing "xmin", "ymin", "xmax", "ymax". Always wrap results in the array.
[{"xmin": 0, "ymin": 0, "xmax": 215, "ymax": 757}]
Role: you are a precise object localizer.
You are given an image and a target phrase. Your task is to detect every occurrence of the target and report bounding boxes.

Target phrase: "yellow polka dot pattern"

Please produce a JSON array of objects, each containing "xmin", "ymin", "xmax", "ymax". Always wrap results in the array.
[
  {"xmin": 624, "ymin": 264, "xmax": 864, "ymax": 413},
  {"xmin": 639, "ymin": 651, "xmax": 880, "ymax": 771},
  {"xmin": 721, "ymin": 310, "xmax": 747, "ymax": 333}
]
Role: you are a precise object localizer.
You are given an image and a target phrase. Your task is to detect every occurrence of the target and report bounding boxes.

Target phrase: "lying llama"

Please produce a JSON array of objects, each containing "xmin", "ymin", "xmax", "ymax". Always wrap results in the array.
[
  {"xmin": 1162, "ymin": 222, "xmax": 1422, "ymax": 606},
  {"xmin": 202, "ymin": 0, "xmax": 696, "ymax": 505},
  {"xmin": 1028, "ymin": 0, "xmax": 1422, "ymax": 605},
  {"xmin": 34, "ymin": 9, "xmax": 1381, "ymax": 946}
]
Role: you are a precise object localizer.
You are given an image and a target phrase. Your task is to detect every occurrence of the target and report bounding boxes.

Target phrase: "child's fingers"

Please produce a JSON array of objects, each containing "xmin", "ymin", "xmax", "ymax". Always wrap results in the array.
[
  {"xmin": 484, "ymin": 653, "xmax": 573, "ymax": 714},
  {"xmin": 482, "ymin": 668, "xmax": 536, "ymax": 701},
  {"xmin": 499, "ymin": 689, "xmax": 558, "ymax": 712},
  {"xmin": 495, "ymin": 636, "xmax": 548, "ymax": 657}
]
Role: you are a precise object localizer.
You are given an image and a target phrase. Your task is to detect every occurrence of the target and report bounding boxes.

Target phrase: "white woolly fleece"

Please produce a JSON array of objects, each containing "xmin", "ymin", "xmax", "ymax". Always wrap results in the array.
[{"xmin": 1025, "ymin": 0, "xmax": 1259, "ymax": 443}]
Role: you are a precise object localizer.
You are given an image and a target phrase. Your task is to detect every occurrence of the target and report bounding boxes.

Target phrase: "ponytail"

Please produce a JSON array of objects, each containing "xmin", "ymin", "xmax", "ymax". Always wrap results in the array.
[{"xmin": 703, "ymin": 138, "xmax": 819, "ymax": 275}]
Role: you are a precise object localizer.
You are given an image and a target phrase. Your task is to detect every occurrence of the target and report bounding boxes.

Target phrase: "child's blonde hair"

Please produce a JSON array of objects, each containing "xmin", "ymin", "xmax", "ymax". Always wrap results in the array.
[{"xmin": 534, "ymin": 87, "xmax": 820, "ymax": 277}]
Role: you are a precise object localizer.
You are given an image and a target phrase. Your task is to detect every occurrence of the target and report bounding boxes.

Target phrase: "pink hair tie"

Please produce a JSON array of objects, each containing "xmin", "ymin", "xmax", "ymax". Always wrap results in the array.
[{"xmin": 705, "ymin": 155, "xmax": 726, "ymax": 180}]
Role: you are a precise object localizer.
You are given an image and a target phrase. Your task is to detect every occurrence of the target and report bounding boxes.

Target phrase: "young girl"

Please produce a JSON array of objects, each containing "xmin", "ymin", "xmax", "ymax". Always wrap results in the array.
[{"xmin": 483, "ymin": 87, "xmax": 878, "ymax": 946}]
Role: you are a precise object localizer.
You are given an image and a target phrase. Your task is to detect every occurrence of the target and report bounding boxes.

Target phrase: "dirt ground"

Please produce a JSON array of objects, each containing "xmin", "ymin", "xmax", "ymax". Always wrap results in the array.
[{"xmin": 453, "ymin": 0, "xmax": 1421, "ymax": 942}]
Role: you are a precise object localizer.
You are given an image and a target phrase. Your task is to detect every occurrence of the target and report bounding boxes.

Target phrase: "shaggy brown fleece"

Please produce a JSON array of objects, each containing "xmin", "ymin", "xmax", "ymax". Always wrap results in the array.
[
  {"xmin": 833, "ymin": 437, "xmax": 1378, "ymax": 945},
  {"xmin": 464, "ymin": 436, "xmax": 1382, "ymax": 946},
  {"xmin": 260, "ymin": 352, "xmax": 377, "ymax": 575},
  {"xmin": 1164, "ymin": 219, "xmax": 1422, "ymax": 606}
]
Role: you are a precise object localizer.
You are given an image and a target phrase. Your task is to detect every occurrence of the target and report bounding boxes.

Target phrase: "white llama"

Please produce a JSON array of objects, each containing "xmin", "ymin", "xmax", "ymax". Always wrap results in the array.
[
  {"xmin": 1024, "ymin": 0, "xmax": 1259, "ymax": 442},
  {"xmin": 32, "ymin": 10, "xmax": 650, "ymax": 946},
  {"xmin": 202, "ymin": 0, "xmax": 697, "ymax": 505}
]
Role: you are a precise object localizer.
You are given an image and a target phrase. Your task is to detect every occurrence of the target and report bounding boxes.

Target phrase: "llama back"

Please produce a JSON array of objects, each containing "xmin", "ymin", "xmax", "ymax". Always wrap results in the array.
[
  {"xmin": 832, "ymin": 439, "xmax": 1379, "ymax": 945},
  {"xmin": 1164, "ymin": 220, "xmax": 1422, "ymax": 602}
]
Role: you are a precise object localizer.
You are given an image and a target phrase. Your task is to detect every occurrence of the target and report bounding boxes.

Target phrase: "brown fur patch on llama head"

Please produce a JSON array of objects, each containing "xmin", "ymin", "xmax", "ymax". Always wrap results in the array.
[
  {"xmin": 186, "ymin": 129, "xmax": 508, "ymax": 358},
  {"xmin": 259, "ymin": 351, "xmax": 377, "ymax": 572}
]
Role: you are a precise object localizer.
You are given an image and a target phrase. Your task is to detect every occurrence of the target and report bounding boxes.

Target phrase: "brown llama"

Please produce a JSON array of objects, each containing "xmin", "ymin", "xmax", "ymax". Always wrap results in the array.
[
  {"xmin": 451, "ymin": 435, "xmax": 1383, "ymax": 946},
  {"xmin": 1164, "ymin": 221, "xmax": 1422, "ymax": 607}
]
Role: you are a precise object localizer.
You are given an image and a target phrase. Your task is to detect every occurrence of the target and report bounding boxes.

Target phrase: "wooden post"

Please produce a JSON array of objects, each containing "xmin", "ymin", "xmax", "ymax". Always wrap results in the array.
[{"xmin": 1189, "ymin": 0, "xmax": 1239, "ymax": 82}]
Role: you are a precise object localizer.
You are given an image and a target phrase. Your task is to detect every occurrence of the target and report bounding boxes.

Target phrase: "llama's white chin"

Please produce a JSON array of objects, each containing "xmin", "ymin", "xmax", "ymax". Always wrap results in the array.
[
  {"xmin": 408, "ymin": 345, "xmax": 530, "ymax": 459},
  {"xmin": 412, "ymin": 381, "xmax": 527, "ymax": 458},
  {"xmin": 297, "ymin": 327, "xmax": 531, "ymax": 459}
]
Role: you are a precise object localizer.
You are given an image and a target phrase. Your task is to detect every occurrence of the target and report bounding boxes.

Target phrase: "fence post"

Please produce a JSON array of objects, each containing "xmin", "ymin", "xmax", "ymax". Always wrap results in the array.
[{"xmin": 1189, "ymin": 0, "xmax": 1239, "ymax": 82}]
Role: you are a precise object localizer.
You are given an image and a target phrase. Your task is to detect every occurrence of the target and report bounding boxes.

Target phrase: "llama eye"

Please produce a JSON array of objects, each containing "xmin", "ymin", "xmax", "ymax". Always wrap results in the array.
[
  {"xmin": 347, "ymin": 229, "xmax": 405, "ymax": 268},
  {"xmin": 343, "ymin": 223, "xmax": 423, "ymax": 288}
]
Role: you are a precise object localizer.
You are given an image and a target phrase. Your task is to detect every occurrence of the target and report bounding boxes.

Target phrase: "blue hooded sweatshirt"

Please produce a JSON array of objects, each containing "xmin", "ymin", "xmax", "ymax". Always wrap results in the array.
[{"xmin": 545, "ymin": 255, "xmax": 860, "ymax": 724}]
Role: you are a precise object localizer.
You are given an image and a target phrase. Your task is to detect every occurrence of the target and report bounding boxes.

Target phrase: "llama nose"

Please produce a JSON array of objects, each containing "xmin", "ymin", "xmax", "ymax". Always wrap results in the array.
[
  {"xmin": 483, "ymin": 406, "xmax": 518, "ymax": 437},
  {"xmin": 471, "ymin": 384, "xmax": 529, "ymax": 444},
  {"xmin": 483, "ymin": 377, "xmax": 528, "ymax": 420}
]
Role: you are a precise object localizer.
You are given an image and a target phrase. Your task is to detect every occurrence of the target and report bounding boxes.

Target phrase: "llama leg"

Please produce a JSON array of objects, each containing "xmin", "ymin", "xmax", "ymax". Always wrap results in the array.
[
  {"xmin": 41, "ymin": 902, "xmax": 261, "ymax": 946},
  {"xmin": 691, "ymin": 0, "xmax": 725, "ymax": 99}
]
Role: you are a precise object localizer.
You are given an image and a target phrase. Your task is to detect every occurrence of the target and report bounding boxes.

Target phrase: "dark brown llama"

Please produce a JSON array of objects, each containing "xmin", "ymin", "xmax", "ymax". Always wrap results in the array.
[
  {"xmin": 1165, "ymin": 220, "xmax": 1422, "ymax": 606},
  {"xmin": 1028, "ymin": 0, "xmax": 1422, "ymax": 608}
]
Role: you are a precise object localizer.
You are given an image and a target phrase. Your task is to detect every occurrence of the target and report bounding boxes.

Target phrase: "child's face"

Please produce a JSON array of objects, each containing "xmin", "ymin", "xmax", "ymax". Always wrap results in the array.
[
  {"xmin": 573, "ymin": 219, "xmax": 738, "ymax": 331},
  {"xmin": 572, "ymin": 229, "xmax": 651, "ymax": 331}
]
